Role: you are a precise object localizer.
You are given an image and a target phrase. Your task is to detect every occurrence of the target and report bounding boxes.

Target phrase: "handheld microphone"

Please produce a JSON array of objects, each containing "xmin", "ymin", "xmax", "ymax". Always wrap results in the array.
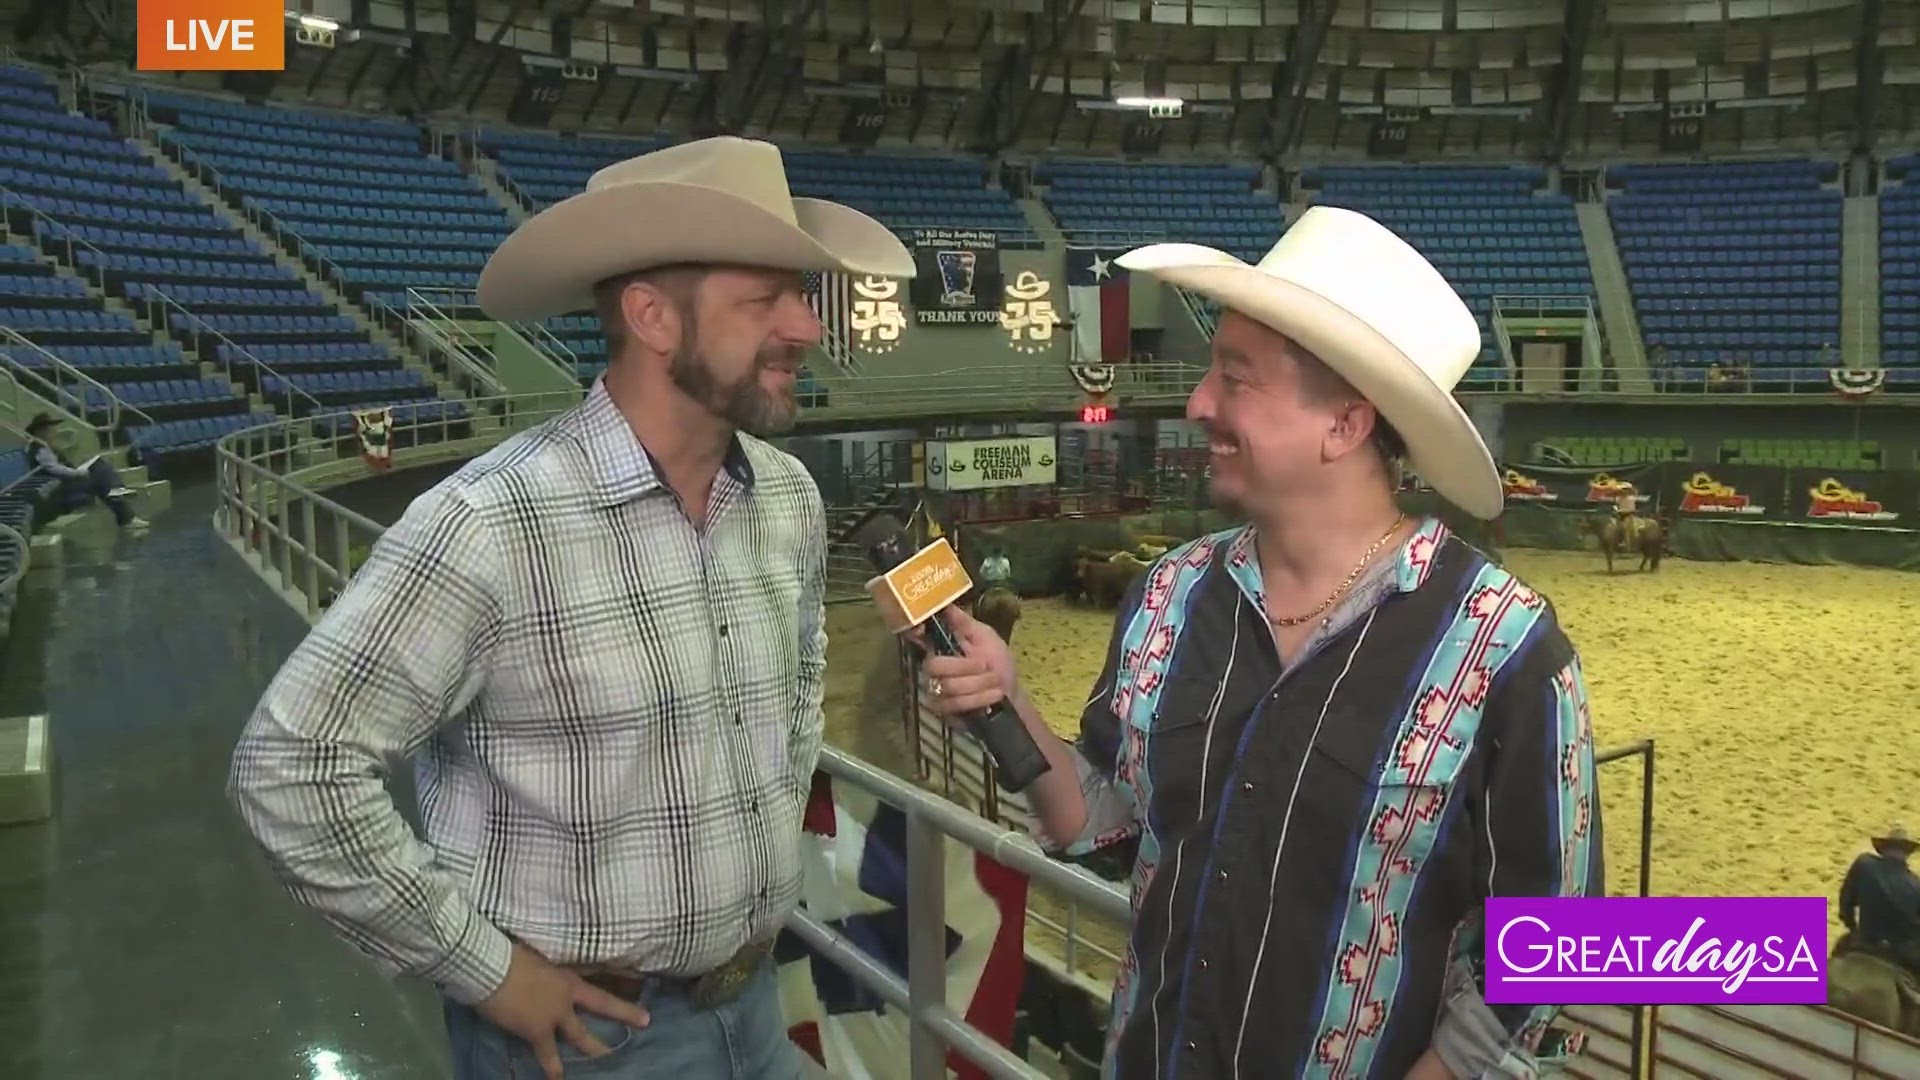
[{"xmin": 859, "ymin": 516, "xmax": 1052, "ymax": 793}]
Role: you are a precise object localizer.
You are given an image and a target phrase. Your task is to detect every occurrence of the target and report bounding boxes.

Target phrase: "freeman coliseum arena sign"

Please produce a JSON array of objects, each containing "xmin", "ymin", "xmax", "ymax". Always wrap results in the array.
[{"xmin": 923, "ymin": 436, "xmax": 1058, "ymax": 492}]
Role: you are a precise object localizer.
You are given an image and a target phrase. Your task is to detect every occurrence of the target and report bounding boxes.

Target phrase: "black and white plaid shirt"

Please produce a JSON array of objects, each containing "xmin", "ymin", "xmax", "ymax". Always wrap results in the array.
[{"xmin": 230, "ymin": 380, "xmax": 828, "ymax": 1005}]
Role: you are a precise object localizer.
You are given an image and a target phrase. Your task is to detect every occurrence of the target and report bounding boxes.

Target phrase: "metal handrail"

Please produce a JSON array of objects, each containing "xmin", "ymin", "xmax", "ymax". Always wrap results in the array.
[
  {"xmin": 393, "ymin": 287, "xmax": 508, "ymax": 398},
  {"xmin": 141, "ymin": 286, "xmax": 326, "ymax": 417},
  {"xmin": 0, "ymin": 184, "xmax": 117, "ymax": 292},
  {"xmin": 0, "ymin": 327, "xmax": 153, "ymax": 436},
  {"xmin": 0, "ymin": 520, "xmax": 28, "ymax": 595}
]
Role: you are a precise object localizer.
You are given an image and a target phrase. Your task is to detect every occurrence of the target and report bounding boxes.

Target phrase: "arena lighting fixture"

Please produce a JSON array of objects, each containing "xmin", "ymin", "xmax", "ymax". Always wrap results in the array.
[
  {"xmin": 292, "ymin": 13, "xmax": 339, "ymax": 31},
  {"xmin": 1115, "ymin": 96, "xmax": 1184, "ymax": 109}
]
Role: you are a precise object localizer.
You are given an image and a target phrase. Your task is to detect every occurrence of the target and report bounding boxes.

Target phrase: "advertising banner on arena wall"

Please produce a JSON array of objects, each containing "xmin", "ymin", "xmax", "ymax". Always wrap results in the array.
[
  {"xmin": 1786, "ymin": 468, "xmax": 1912, "ymax": 528},
  {"xmin": 909, "ymin": 229, "xmax": 1005, "ymax": 326},
  {"xmin": 1497, "ymin": 462, "xmax": 1664, "ymax": 509},
  {"xmin": 1668, "ymin": 465, "xmax": 1789, "ymax": 522},
  {"xmin": 925, "ymin": 436, "xmax": 1057, "ymax": 492}
]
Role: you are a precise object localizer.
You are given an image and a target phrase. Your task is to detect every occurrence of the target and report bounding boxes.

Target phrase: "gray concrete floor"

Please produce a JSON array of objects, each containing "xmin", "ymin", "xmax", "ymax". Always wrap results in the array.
[{"xmin": 0, "ymin": 482, "xmax": 453, "ymax": 1079}]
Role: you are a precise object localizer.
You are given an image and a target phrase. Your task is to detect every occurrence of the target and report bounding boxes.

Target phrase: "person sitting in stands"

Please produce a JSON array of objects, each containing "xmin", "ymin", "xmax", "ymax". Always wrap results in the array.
[{"xmin": 24, "ymin": 413, "xmax": 148, "ymax": 534}]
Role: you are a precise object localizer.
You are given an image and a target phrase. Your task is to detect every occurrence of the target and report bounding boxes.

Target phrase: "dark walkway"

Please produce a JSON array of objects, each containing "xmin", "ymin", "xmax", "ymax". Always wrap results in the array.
[{"xmin": 0, "ymin": 482, "xmax": 451, "ymax": 1079}]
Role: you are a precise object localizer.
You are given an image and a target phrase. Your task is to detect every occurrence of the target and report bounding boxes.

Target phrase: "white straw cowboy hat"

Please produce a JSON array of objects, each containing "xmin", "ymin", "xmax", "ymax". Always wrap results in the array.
[
  {"xmin": 477, "ymin": 136, "xmax": 915, "ymax": 322},
  {"xmin": 1117, "ymin": 205, "xmax": 1503, "ymax": 520}
]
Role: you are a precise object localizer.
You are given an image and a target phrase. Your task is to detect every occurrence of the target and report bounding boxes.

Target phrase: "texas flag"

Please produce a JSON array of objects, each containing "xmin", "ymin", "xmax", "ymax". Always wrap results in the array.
[
  {"xmin": 777, "ymin": 771, "xmax": 1030, "ymax": 1080},
  {"xmin": 1066, "ymin": 247, "xmax": 1132, "ymax": 363}
]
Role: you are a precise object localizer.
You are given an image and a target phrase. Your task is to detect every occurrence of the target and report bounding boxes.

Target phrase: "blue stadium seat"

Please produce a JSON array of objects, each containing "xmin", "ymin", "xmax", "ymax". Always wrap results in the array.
[
  {"xmin": 477, "ymin": 129, "xmax": 1036, "ymax": 244},
  {"xmin": 1878, "ymin": 157, "xmax": 1920, "ymax": 369},
  {"xmin": 1299, "ymin": 165, "xmax": 1586, "ymax": 377},
  {"xmin": 1041, "ymin": 160, "xmax": 1279, "ymax": 265},
  {"xmin": 1609, "ymin": 159, "xmax": 1842, "ymax": 388}
]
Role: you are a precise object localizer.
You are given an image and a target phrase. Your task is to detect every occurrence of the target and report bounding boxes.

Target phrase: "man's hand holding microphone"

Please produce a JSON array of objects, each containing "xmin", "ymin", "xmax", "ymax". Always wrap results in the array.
[{"xmin": 910, "ymin": 604, "xmax": 1093, "ymax": 849}]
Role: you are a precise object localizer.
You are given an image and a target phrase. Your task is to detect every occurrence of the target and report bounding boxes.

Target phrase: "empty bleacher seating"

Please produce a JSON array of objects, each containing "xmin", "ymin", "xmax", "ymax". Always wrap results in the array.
[
  {"xmin": 1876, "ymin": 153, "xmax": 1920, "ymax": 387},
  {"xmin": 1533, "ymin": 436, "xmax": 1690, "ymax": 466},
  {"xmin": 145, "ymin": 93, "xmax": 516, "ymax": 316},
  {"xmin": 1718, "ymin": 438, "xmax": 1882, "ymax": 469},
  {"xmin": 478, "ymin": 129, "xmax": 1034, "ymax": 242},
  {"xmin": 1306, "ymin": 165, "xmax": 1591, "ymax": 382},
  {"xmin": 1610, "ymin": 159, "xmax": 1842, "ymax": 390},
  {"xmin": 1042, "ymin": 161, "xmax": 1279, "ymax": 263}
]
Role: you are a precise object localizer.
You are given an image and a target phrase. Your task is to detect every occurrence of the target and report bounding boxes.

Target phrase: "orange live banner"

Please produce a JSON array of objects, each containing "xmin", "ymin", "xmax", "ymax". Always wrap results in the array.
[{"xmin": 137, "ymin": 0, "xmax": 286, "ymax": 71}]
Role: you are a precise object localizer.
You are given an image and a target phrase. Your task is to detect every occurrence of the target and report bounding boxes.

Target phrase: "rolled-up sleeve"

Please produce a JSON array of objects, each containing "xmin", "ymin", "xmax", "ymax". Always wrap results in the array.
[
  {"xmin": 228, "ymin": 484, "xmax": 514, "ymax": 1006},
  {"xmin": 1046, "ymin": 577, "xmax": 1146, "ymax": 858},
  {"xmin": 1434, "ymin": 633, "xmax": 1604, "ymax": 1079}
]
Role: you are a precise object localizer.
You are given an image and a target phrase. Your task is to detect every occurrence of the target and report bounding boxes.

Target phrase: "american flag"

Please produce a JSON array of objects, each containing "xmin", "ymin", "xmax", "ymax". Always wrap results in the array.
[{"xmin": 802, "ymin": 270, "xmax": 858, "ymax": 373}]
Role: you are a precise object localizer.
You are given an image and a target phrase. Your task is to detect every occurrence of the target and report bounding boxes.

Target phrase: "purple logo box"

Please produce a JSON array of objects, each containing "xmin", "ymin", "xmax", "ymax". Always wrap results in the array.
[{"xmin": 1484, "ymin": 896, "xmax": 1828, "ymax": 1005}]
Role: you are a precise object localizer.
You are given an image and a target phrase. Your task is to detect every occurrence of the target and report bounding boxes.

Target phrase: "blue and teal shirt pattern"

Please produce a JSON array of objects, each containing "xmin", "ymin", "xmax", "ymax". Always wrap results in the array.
[{"xmin": 1052, "ymin": 518, "xmax": 1604, "ymax": 1080}]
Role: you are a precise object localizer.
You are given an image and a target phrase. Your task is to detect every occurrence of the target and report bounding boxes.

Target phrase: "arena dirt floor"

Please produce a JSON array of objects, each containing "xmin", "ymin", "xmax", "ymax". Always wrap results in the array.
[{"xmin": 821, "ymin": 548, "xmax": 1920, "ymax": 981}]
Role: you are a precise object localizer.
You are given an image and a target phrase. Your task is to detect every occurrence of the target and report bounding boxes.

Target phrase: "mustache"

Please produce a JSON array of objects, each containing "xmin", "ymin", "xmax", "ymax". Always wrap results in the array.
[{"xmin": 758, "ymin": 345, "xmax": 805, "ymax": 368}]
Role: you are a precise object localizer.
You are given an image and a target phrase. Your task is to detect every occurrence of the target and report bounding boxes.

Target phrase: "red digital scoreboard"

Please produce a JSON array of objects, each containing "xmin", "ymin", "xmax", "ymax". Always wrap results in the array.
[{"xmin": 1080, "ymin": 404, "xmax": 1114, "ymax": 424}]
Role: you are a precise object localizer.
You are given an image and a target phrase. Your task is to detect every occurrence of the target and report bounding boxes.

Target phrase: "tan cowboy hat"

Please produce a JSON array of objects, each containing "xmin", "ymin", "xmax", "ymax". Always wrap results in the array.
[
  {"xmin": 1873, "ymin": 824, "xmax": 1917, "ymax": 852},
  {"xmin": 1116, "ymin": 206, "xmax": 1502, "ymax": 519},
  {"xmin": 476, "ymin": 136, "xmax": 916, "ymax": 322}
]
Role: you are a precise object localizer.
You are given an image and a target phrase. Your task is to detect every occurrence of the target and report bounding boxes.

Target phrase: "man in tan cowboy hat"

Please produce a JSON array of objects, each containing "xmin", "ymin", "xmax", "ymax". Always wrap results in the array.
[
  {"xmin": 917, "ymin": 207, "xmax": 1602, "ymax": 1079},
  {"xmin": 1840, "ymin": 823, "xmax": 1920, "ymax": 980},
  {"xmin": 231, "ymin": 136, "xmax": 912, "ymax": 1080}
]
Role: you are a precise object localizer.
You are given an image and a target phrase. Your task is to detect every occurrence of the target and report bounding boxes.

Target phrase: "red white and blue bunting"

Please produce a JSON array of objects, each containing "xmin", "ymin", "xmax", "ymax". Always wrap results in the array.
[{"xmin": 1829, "ymin": 368, "xmax": 1884, "ymax": 399}]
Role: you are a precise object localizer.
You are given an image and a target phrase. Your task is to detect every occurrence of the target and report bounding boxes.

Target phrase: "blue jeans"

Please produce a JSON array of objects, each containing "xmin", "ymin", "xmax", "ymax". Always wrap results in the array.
[
  {"xmin": 51, "ymin": 460, "xmax": 132, "ymax": 525},
  {"xmin": 443, "ymin": 959, "xmax": 813, "ymax": 1080}
]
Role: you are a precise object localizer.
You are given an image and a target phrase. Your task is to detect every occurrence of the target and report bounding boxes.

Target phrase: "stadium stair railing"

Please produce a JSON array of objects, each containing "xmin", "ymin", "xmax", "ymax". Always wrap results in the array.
[
  {"xmin": 141, "ymin": 286, "xmax": 326, "ymax": 419},
  {"xmin": 0, "ymin": 326, "xmax": 154, "ymax": 441},
  {"xmin": 364, "ymin": 288, "xmax": 509, "ymax": 400}
]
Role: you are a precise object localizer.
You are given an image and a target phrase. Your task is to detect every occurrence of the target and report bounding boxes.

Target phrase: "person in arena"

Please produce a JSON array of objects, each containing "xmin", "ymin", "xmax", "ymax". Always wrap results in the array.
[
  {"xmin": 919, "ymin": 206, "xmax": 1603, "ymax": 1079},
  {"xmin": 22, "ymin": 412, "xmax": 148, "ymax": 533},
  {"xmin": 1838, "ymin": 824, "xmax": 1920, "ymax": 980},
  {"xmin": 229, "ymin": 136, "xmax": 913, "ymax": 1080}
]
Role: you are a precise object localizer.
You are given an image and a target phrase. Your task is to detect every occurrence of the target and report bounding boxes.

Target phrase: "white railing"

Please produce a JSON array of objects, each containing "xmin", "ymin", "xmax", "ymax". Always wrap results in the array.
[{"xmin": 211, "ymin": 398, "xmax": 1131, "ymax": 1080}]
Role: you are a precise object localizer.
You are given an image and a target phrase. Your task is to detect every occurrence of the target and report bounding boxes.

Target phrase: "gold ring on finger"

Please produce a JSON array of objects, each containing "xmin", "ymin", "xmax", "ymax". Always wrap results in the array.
[{"xmin": 930, "ymin": 679, "xmax": 944, "ymax": 696}]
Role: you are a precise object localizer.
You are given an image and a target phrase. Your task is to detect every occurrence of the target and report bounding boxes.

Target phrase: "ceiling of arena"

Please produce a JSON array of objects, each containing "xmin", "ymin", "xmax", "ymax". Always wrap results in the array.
[{"xmin": 8, "ymin": 0, "xmax": 1920, "ymax": 161}]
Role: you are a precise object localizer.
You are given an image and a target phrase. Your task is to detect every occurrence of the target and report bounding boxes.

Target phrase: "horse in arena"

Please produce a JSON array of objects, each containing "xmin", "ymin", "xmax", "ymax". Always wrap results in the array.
[
  {"xmin": 1078, "ymin": 550, "xmax": 1151, "ymax": 606},
  {"xmin": 1581, "ymin": 511, "xmax": 1668, "ymax": 574},
  {"xmin": 972, "ymin": 588, "xmax": 1022, "ymax": 643},
  {"xmin": 1828, "ymin": 933, "xmax": 1920, "ymax": 1037}
]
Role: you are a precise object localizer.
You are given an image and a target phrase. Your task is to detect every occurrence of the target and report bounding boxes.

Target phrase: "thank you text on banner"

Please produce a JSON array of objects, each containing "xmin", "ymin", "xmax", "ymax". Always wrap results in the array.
[
  {"xmin": 909, "ymin": 229, "xmax": 1005, "ymax": 326},
  {"xmin": 1484, "ymin": 896, "xmax": 1827, "ymax": 1006}
]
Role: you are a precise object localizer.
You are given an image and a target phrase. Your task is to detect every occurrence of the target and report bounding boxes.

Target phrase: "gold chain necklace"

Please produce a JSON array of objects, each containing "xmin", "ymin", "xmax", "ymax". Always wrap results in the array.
[{"xmin": 1269, "ymin": 514, "xmax": 1407, "ymax": 628}]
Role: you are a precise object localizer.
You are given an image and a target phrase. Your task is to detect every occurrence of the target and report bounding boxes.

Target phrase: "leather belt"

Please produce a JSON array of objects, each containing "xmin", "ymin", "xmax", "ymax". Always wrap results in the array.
[{"xmin": 577, "ymin": 940, "xmax": 773, "ymax": 1011}]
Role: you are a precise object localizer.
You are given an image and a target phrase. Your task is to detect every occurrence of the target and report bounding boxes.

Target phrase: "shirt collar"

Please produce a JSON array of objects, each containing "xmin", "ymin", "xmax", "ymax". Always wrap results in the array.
[
  {"xmin": 577, "ymin": 378, "xmax": 756, "ymax": 508},
  {"xmin": 1222, "ymin": 515, "xmax": 1451, "ymax": 618}
]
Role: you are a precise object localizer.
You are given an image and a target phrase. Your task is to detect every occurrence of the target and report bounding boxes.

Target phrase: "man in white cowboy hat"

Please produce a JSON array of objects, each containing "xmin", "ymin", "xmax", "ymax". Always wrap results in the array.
[
  {"xmin": 231, "ymin": 136, "xmax": 913, "ymax": 1080},
  {"xmin": 1839, "ymin": 823, "xmax": 1920, "ymax": 979},
  {"xmin": 917, "ymin": 206, "xmax": 1602, "ymax": 1079}
]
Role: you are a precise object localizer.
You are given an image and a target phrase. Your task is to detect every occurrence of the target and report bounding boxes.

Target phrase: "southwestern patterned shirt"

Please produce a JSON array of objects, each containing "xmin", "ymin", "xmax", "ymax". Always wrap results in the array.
[
  {"xmin": 1055, "ymin": 517, "xmax": 1603, "ymax": 1080},
  {"xmin": 230, "ymin": 381, "xmax": 828, "ymax": 1006}
]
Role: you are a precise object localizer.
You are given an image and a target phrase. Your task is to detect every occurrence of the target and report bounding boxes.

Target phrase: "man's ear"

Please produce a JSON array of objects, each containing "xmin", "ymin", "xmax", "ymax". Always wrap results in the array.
[
  {"xmin": 621, "ymin": 280, "xmax": 688, "ymax": 355},
  {"xmin": 1324, "ymin": 400, "xmax": 1377, "ymax": 461}
]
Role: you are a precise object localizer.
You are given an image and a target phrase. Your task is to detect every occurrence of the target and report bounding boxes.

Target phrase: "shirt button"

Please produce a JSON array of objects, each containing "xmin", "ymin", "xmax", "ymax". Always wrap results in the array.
[
  {"xmin": 1216, "ymin": 869, "xmax": 1229, "ymax": 883},
  {"xmin": 1198, "ymin": 957, "xmax": 1209, "ymax": 969},
  {"xmin": 1186, "ymin": 1039, "xmax": 1198, "ymax": 1052},
  {"xmin": 750, "ymin": 799, "xmax": 759, "ymax": 813},
  {"xmin": 1241, "ymin": 780, "xmax": 1254, "ymax": 793},
  {"xmin": 718, "ymin": 624, "xmax": 729, "ymax": 638},
  {"xmin": 734, "ymin": 712, "xmax": 743, "ymax": 726}
]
